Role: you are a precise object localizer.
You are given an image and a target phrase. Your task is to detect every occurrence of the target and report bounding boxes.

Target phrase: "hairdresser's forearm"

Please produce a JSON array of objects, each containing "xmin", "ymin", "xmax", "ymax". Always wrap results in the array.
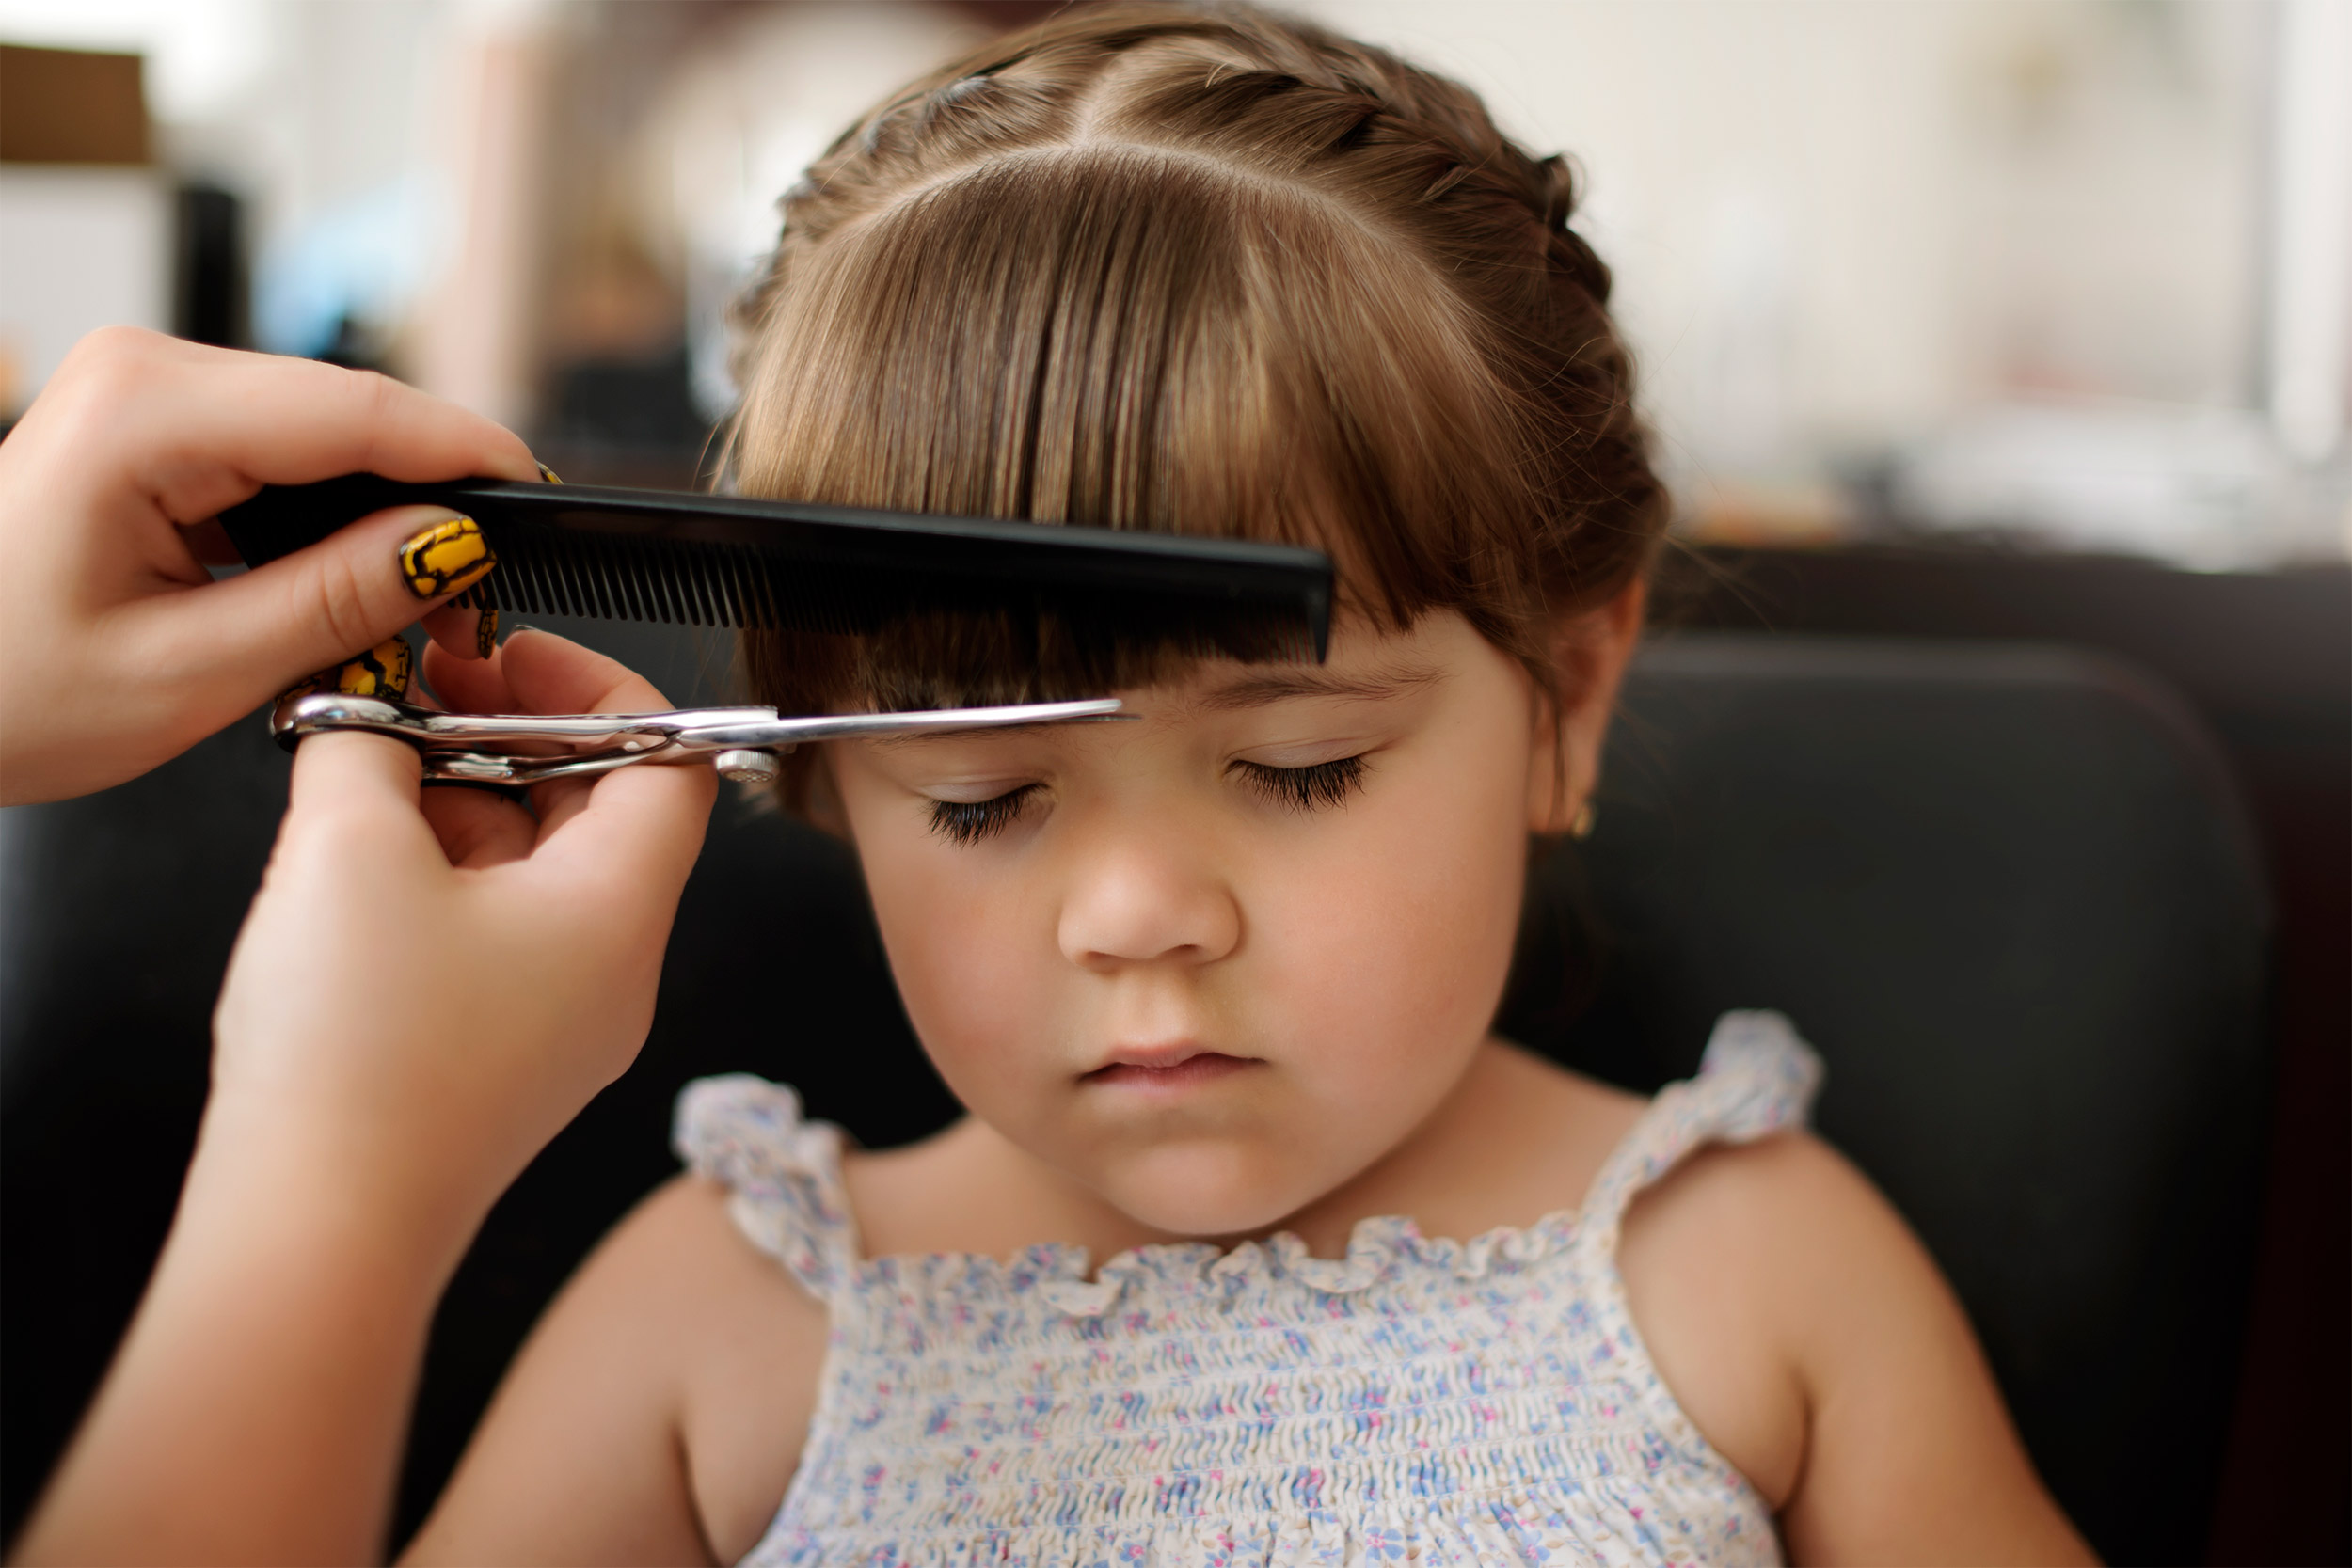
[{"xmin": 16, "ymin": 1100, "xmax": 480, "ymax": 1566}]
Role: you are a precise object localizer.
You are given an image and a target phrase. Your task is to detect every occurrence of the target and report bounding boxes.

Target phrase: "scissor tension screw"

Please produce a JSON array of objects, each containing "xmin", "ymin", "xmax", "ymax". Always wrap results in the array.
[{"xmin": 714, "ymin": 748, "xmax": 781, "ymax": 784}]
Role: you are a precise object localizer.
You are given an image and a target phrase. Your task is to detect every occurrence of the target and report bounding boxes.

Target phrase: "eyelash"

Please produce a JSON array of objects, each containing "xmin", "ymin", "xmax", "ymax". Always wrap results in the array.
[
  {"xmin": 1234, "ymin": 755, "xmax": 1368, "ymax": 812},
  {"xmin": 928, "ymin": 785, "xmax": 1041, "ymax": 846},
  {"xmin": 925, "ymin": 756, "xmax": 1369, "ymax": 845}
]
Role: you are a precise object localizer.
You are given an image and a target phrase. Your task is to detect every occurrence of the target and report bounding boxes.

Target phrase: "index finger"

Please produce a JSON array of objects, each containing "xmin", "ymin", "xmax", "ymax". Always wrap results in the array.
[{"xmin": 37, "ymin": 329, "xmax": 537, "ymax": 530}]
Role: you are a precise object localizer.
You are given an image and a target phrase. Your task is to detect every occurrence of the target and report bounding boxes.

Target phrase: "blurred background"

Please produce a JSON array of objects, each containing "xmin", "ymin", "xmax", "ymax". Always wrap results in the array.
[
  {"xmin": 1, "ymin": 0, "xmax": 2348, "ymax": 559},
  {"xmin": 0, "ymin": 0, "xmax": 2344, "ymax": 1561}
]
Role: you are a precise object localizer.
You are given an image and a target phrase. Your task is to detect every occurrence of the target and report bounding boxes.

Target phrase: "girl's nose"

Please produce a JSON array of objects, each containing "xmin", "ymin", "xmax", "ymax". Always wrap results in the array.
[{"xmin": 1055, "ymin": 828, "xmax": 1241, "ymax": 971}]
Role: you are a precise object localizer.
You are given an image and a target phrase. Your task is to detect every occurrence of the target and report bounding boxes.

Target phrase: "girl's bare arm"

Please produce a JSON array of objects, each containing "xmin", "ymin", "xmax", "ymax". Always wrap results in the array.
[
  {"xmin": 1772, "ymin": 1139, "xmax": 2096, "ymax": 1563},
  {"xmin": 1623, "ymin": 1133, "xmax": 2097, "ymax": 1565},
  {"xmin": 404, "ymin": 1177, "xmax": 826, "ymax": 1566}
]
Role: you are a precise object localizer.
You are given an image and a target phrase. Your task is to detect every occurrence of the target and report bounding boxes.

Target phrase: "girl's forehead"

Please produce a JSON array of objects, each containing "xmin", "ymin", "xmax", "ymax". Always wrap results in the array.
[
  {"xmin": 1119, "ymin": 610, "xmax": 1472, "ymax": 714},
  {"xmin": 1155, "ymin": 657, "xmax": 1446, "ymax": 716}
]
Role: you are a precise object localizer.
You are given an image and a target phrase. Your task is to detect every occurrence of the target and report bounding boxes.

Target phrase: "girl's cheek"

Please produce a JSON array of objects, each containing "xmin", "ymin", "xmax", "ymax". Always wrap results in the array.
[
  {"xmin": 859, "ymin": 838, "xmax": 1042, "ymax": 1084},
  {"xmin": 1251, "ymin": 639, "xmax": 1534, "ymax": 1076},
  {"xmin": 1248, "ymin": 738, "xmax": 1530, "ymax": 1096}
]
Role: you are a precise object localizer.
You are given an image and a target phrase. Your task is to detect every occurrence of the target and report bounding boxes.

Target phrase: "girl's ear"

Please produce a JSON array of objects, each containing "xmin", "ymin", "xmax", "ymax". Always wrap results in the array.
[{"xmin": 1526, "ymin": 578, "xmax": 1648, "ymax": 835}]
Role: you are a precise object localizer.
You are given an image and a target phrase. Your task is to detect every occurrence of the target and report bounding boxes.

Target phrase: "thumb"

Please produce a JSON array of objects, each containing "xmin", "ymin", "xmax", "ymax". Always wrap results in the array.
[{"xmin": 143, "ymin": 503, "xmax": 495, "ymax": 706}]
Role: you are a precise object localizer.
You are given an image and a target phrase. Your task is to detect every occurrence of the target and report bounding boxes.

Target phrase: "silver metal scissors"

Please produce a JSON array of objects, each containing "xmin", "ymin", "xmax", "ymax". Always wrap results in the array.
[{"xmin": 270, "ymin": 692, "xmax": 1127, "ymax": 787}]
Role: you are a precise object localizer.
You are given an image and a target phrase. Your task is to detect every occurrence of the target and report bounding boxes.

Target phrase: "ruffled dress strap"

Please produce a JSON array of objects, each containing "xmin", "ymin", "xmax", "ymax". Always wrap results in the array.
[
  {"xmin": 1578, "ymin": 1009, "xmax": 1824, "ymax": 1250},
  {"xmin": 673, "ymin": 1075, "xmax": 860, "ymax": 1304}
]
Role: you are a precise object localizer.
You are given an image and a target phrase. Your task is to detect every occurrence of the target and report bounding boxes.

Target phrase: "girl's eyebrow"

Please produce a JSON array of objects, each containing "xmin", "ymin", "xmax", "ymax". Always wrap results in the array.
[{"xmin": 1194, "ymin": 660, "xmax": 1446, "ymax": 711}]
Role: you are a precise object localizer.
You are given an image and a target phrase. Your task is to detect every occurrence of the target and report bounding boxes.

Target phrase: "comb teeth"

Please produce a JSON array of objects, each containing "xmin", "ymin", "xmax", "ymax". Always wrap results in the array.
[
  {"xmin": 220, "ymin": 475, "xmax": 1329, "ymax": 664},
  {"xmin": 458, "ymin": 525, "xmax": 766, "ymax": 628},
  {"xmin": 453, "ymin": 519, "xmax": 1323, "ymax": 663}
]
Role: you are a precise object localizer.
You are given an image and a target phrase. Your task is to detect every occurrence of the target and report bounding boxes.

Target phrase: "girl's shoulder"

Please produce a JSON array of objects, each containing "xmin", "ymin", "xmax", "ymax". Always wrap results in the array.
[
  {"xmin": 1611, "ymin": 1089, "xmax": 2090, "ymax": 1558},
  {"xmin": 669, "ymin": 1077, "xmax": 1081, "ymax": 1280},
  {"xmin": 602, "ymin": 1177, "xmax": 832, "ymax": 1558},
  {"xmin": 409, "ymin": 1173, "xmax": 827, "ymax": 1563},
  {"xmin": 1314, "ymin": 1010, "xmax": 1821, "ymax": 1255}
]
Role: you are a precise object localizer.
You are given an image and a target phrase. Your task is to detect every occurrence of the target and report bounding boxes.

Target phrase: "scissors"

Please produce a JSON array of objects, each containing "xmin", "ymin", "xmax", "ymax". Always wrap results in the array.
[{"xmin": 270, "ymin": 692, "xmax": 1127, "ymax": 788}]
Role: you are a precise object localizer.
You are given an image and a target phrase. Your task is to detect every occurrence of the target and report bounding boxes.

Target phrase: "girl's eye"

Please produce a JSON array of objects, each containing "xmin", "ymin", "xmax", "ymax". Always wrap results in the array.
[
  {"xmin": 927, "ymin": 784, "xmax": 1040, "ymax": 845},
  {"xmin": 1233, "ymin": 754, "xmax": 1367, "ymax": 812}
]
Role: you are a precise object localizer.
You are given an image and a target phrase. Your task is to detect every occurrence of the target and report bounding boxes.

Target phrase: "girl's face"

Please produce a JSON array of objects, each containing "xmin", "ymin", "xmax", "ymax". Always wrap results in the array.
[{"xmin": 829, "ymin": 610, "xmax": 1600, "ymax": 1238}]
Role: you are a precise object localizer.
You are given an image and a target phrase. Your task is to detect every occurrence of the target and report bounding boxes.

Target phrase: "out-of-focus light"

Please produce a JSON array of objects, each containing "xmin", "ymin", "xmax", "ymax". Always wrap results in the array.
[
  {"xmin": 1889, "ymin": 399, "xmax": 2311, "ymax": 571},
  {"xmin": 0, "ymin": 0, "xmax": 272, "ymax": 123},
  {"xmin": 252, "ymin": 176, "xmax": 444, "ymax": 360},
  {"xmin": 2268, "ymin": 0, "xmax": 2352, "ymax": 464}
]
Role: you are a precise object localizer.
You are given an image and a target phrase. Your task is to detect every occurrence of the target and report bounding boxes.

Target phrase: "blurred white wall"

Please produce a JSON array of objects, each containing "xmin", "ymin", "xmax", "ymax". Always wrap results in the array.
[
  {"xmin": 1296, "ymin": 2, "xmax": 2277, "ymax": 468},
  {"xmin": 0, "ymin": 166, "xmax": 169, "ymax": 397},
  {"xmin": 617, "ymin": 2, "xmax": 986, "ymax": 419},
  {"xmin": 1298, "ymin": 0, "xmax": 2349, "ymax": 562}
]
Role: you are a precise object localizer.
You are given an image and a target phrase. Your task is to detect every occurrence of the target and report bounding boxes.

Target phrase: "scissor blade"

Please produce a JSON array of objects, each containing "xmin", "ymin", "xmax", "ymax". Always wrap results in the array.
[{"xmin": 679, "ymin": 698, "xmax": 1128, "ymax": 749}]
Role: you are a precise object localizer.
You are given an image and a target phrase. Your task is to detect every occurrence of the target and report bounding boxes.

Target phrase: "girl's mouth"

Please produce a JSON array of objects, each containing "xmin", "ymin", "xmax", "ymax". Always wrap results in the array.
[{"xmin": 1082, "ymin": 1049, "xmax": 1257, "ymax": 1091}]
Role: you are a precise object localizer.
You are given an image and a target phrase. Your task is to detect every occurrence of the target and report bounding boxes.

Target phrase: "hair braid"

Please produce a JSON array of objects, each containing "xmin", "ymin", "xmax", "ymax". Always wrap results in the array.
[{"xmin": 728, "ymin": 2, "xmax": 1664, "ymax": 750}]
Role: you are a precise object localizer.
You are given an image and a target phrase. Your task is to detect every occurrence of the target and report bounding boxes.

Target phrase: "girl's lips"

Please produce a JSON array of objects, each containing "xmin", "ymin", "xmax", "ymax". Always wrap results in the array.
[{"xmin": 1082, "ymin": 1052, "xmax": 1256, "ymax": 1091}]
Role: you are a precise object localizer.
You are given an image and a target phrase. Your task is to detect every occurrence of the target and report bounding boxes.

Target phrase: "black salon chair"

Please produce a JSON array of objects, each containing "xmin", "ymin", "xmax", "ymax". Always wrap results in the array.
[{"xmin": 0, "ymin": 630, "xmax": 2268, "ymax": 1562}]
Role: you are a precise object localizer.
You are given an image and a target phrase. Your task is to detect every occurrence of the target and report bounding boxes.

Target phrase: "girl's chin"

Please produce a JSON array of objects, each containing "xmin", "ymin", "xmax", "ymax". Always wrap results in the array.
[{"xmin": 1090, "ymin": 1146, "xmax": 1338, "ymax": 1243}]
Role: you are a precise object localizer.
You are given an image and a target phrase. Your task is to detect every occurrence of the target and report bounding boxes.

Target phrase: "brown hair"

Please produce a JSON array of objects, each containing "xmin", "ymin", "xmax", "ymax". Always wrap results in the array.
[{"xmin": 728, "ymin": 1, "xmax": 1664, "ymax": 806}]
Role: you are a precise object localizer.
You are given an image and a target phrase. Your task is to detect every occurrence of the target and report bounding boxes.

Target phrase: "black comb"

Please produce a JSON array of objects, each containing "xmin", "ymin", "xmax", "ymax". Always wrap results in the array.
[{"xmin": 217, "ymin": 476, "xmax": 1331, "ymax": 662}]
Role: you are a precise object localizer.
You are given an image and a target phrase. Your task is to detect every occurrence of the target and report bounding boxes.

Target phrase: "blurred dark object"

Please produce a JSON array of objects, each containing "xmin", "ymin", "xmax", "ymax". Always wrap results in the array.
[
  {"xmin": 1661, "ymin": 544, "xmax": 2350, "ymax": 1564},
  {"xmin": 0, "ymin": 595, "xmax": 2287, "ymax": 1560},
  {"xmin": 0, "ymin": 708, "xmax": 282, "ymax": 1543},
  {"xmin": 0, "ymin": 46, "xmax": 147, "ymax": 166},
  {"xmin": 172, "ymin": 183, "xmax": 246, "ymax": 349},
  {"xmin": 312, "ymin": 315, "xmax": 389, "ymax": 373},
  {"xmin": 535, "ymin": 346, "xmax": 714, "ymax": 490}
]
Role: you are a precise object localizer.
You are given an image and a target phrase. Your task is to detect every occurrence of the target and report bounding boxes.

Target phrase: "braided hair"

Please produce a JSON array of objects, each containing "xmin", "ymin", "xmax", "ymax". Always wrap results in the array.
[{"xmin": 731, "ymin": 2, "xmax": 1664, "ymax": 760}]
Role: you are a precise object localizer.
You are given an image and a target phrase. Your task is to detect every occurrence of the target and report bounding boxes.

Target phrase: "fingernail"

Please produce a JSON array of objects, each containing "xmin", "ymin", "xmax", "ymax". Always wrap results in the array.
[
  {"xmin": 348, "ymin": 637, "xmax": 414, "ymax": 698},
  {"xmin": 277, "ymin": 668, "xmax": 333, "ymax": 704},
  {"xmin": 397, "ymin": 515, "xmax": 496, "ymax": 601},
  {"xmin": 474, "ymin": 606, "xmax": 499, "ymax": 660},
  {"xmin": 279, "ymin": 636, "xmax": 413, "ymax": 704},
  {"xmin": 536, "ymin": 462, "xmax": 564, "ymax": 484}
]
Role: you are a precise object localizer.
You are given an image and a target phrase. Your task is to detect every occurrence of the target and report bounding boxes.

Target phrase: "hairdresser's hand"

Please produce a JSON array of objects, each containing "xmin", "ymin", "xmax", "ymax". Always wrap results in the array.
[
  {"xmin": 17, "ymin": 629, "xmax": 712, "ymax": 1567},
  {"xmin": 213, "ymin": 627, "xmax": 716, "ymax": 1249},
  {"xmin": 0, "ymin": 325, "xmax": 539, "ymax": 806}
]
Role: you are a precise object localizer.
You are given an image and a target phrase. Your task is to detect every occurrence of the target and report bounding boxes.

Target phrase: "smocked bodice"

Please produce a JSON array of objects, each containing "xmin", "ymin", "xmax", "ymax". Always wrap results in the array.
[{"xmin": 676, "ymin": 1010, "xmax": 1820, "ymax": 1567}]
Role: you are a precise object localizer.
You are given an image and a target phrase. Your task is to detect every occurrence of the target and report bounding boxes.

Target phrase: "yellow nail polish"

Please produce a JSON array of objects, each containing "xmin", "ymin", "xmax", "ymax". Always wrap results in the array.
[
  {"xmin": 278, "ymin": 637, "xmax": 413, "ymax": 705},
  {"xmin": 336, "ymin": 636, "xmax": 413, "ymax": 698},
  {"xmin": 277, "ymin": 668, "xmax": 334, "ymax": 704},
  {"xmin": 536, "ymin": 462, "xmax": 563, "ymax": 484},
  {"xmin": 475, "ymin": 606, "xmax": 499, "ymax": 659},
  {"xmin": 397, "ymin": 515, "xmax": 496, "ymax": 600}
]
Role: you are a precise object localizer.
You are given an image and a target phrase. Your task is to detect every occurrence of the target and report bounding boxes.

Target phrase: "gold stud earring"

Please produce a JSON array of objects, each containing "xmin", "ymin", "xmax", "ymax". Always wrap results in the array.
[{"xmin": 1568, "ymin": 801, "xmax": 1596, "ymax": 840}]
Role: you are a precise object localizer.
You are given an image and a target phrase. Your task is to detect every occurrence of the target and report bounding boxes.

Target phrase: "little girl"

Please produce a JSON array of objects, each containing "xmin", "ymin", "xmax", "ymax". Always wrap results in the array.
[
  {"xmin": 27, "ymin": 6, "xmax": 2090, "ymax": 1564},
  {"xmin": 378, "ymin": 8, "xmax": 2095, "ymax": 1563}
]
